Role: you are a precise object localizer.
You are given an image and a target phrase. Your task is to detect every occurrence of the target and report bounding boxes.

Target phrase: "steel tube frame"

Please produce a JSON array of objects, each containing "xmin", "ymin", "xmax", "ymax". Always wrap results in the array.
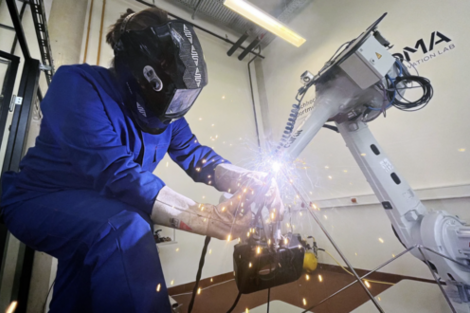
[{"xmin": 284, "ymin": 177, "xmax": 385, "ymax": 312}]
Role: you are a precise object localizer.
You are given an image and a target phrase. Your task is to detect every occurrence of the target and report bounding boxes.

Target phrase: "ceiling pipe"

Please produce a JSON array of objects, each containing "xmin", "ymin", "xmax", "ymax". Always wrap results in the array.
[
  {"xmin": 83, "ymin": 0, "xmax": 94, "ymax": 63},
  {"xmin": 135, "ymin": 0, "xmax": 265, "ymax": 59},
  {"xmin": 96, "ymin": 0, "xmax": 106, "ymax": 65},
  {"xmin": 191, "ymin": 0, "xmax": 204, "ymax": 20},
  {"xmin": 227, "ymin": 31, "xmax": 249, "ymax": 56}
]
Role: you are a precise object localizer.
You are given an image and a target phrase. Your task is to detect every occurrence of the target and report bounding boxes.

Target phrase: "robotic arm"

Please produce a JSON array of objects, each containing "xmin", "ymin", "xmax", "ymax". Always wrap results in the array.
[{"xmin": 278, "ymin": 13, "xmax": 470, "ymax": 310}]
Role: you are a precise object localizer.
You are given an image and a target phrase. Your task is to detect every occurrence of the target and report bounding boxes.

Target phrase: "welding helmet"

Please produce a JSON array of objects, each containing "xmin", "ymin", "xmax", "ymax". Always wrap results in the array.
[{"xmin": 114, "ymin": 17, "xmax": 208, "ymax": 134}]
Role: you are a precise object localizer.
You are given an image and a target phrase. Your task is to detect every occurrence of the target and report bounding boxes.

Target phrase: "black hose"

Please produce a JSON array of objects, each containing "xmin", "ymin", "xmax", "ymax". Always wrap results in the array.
[
  {"xmin": 267, "ymin": 288, "xmax": 271, "ymax": 313},
  {"xmin": 226, "ymin": 292, "xmax": 242, "ymax": 313},
  {"xmin": 187, "ymin": 236, "xmax": 211, "ymax": 313}
]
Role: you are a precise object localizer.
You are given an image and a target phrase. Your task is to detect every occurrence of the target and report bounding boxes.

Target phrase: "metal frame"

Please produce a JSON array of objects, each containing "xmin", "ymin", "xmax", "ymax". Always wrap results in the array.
[
  {"xmin": 0, "ymin": 49, "xmax": 20, "ymax": 303},
  {"xmin": 2, "ymin": 58, "xmax": 40, "ymax": 174},
  {"xmin": 0, "ymin": 50, "xmax": 20, "ymax": 151},
  {"xmin": 0, "ymin": 1, "xmax": 45, "ymax": 312},
  {"xmin": 300, "ymin": 244, "xmax": 462, "ymax": 313},
  {"xmin": 29, "ymin": 0, "xmax": 55, "ymax": 84}
]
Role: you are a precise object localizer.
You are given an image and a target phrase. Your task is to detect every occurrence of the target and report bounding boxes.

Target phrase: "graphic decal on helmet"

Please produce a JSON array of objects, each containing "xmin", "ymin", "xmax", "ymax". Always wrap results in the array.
[
  {"xmin": 183, "ymin": 24, "xmax": 193, "ymax": 44},
  {"xmin": 136, "ymin": 102, "xmax": 147, "ymax": 117}
]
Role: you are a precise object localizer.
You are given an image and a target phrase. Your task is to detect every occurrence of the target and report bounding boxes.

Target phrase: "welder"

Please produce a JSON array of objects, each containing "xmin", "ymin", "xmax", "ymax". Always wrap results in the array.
[{"xmin": 0, "ymin": 7, "xmax": 283, "ymax": 313}]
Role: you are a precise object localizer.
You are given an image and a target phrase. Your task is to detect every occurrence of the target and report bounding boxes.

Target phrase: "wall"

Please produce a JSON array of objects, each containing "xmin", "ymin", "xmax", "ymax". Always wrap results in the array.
[{"xmin": 259, "ymin": 0, "xmax": 470, "ymax": 281}]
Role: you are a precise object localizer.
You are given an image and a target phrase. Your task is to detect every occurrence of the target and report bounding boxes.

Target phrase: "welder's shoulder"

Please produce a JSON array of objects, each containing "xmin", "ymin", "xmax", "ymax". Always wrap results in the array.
[{"xmin": 53, "ymin": 64, "xmax": 107, "ymax": 84}]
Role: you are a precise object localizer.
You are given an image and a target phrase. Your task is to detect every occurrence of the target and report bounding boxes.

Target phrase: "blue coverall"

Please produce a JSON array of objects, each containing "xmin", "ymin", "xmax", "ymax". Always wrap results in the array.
[{"xmin": 1, "ymin": 64, "xmax": 227, "ymax": 313}]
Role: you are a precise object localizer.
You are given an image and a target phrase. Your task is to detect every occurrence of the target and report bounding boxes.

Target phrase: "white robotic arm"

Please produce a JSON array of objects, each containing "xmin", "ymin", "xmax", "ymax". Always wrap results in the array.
[{"xmin": 278, "ymin": 13, "xmax": 470, "ymax": 311}]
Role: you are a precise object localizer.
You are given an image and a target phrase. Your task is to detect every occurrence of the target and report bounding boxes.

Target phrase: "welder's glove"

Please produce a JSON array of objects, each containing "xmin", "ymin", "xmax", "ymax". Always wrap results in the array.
[
  {"xmin": 214, "ymin": 164, "xmax": 284, "ymax": 221},
  {"xmin": 150, "ymin": 186, "xmax": 253, "ymax": 240}
]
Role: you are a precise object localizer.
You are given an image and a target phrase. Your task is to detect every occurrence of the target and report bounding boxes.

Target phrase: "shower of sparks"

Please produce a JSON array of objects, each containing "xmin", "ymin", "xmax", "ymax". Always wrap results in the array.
[{"xmin": 218, "ymin": 137, "xmax": 345, "ymax": 258}]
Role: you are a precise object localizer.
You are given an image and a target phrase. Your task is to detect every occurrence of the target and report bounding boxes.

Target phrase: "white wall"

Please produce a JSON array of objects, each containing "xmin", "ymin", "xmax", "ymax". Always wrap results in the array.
[{"xmin": 259, "ymin": 0, "xmax": 470, "ymax": 281}]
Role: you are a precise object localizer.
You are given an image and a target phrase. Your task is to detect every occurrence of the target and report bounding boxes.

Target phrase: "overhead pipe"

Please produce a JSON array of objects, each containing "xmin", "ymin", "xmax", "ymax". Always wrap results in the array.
[
  {"xmin": 82, "ymin": 0, "xmax": 94, "ymax": 63},
  {"xmin": 191, "ymin": 0, "xmax": 204, "ymax": 19},
  {"xmin": 96, "ymin": 0, "xmax": 106, "ymax": 65},
  {"xmin": 227, "ymin": 31, "xmax": 249, "ymax": 56},
  {"xmin": 135, "ymin": 0, "xmax": 265, "ymax": 59}
]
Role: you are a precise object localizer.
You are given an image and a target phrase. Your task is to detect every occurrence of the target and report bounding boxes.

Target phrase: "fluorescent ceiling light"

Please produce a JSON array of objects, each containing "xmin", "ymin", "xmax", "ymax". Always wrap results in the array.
[{"xmin": 224, "ymin": 0, "xmax": 306, "ymax": 47}]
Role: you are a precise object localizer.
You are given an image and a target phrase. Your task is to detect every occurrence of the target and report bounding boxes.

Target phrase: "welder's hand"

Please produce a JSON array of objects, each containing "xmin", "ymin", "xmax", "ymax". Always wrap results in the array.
[
  {"xmin": 206, "ymin": 191, "xmax": 253, "ymax": 240},
  {"xmin": 239, "ymin": 171, "xmax": 285, "ymax": 222},
  {"xmin": 151, "ymin": 186, "xmax": 253, "ymax": 241},
  {"xmin": 214, "ymin": 164, "xmax": 285, "ymax": 221}
]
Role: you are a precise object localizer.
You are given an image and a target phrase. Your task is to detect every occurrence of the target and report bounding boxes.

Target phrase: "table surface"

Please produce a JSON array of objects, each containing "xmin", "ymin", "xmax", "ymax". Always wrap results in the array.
[
  {"xmin": 240, "ymin": 280, "xmax": 463, "ymax": 313},
  {"xmin": 352, "ymin": 280, "xmax": 457, "ymax": 313}
]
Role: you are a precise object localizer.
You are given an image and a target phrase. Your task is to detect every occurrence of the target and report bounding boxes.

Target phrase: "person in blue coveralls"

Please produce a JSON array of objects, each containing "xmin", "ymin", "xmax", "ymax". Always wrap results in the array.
[{"xmin": 0, "ymin": 7, "xmax": 284, "ymax": 313}]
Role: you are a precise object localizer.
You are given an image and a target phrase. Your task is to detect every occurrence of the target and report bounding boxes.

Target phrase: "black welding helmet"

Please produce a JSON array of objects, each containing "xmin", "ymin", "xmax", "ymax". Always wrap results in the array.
[{"xmin": 114, "ymin": 18, "xmax": 208, "ymax": 134}]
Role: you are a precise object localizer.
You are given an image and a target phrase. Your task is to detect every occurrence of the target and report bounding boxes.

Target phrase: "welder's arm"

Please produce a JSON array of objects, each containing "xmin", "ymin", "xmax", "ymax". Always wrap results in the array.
[
  {"xmin": 42, "ymin": 67, "xmax": 164, "ymax": 214},
  {"xmin": 167, "ymin": 118, "xmax": 229, "ymax": 187},
  {"xmin": 150, "ymin": 186, "xmax": 252, "ymax": 240}
]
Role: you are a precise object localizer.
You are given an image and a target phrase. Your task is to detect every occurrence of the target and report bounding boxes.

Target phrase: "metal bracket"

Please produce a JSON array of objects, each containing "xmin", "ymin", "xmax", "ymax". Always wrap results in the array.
[
  {"xmin": 9, "ymin": 95, "xmax": 23, "ymax": 111},
  {"xmin": 39, "ymin": 63, "xmax": 52, "ymax": 71}
]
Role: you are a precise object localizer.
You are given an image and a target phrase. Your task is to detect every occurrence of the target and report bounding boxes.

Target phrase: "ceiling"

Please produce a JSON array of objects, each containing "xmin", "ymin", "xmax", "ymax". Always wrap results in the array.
[{"xmin": 165, "ymin": 0, "xmax": 312, "ymax": 48}]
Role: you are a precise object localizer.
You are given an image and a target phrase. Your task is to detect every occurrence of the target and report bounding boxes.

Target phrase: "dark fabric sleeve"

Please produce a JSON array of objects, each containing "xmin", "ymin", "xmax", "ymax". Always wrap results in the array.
[
  {"xmin": 41, "ymin": 67, "xmax": 164, "ymax": 214},
  {"xmin": 168, "ymin": 118, "xmax": 230, "ymax": 186}
]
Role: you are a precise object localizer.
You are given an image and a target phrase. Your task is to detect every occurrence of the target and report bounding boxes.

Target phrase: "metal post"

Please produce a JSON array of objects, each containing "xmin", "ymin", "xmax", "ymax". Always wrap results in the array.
[
  {"xmin": 2, "ymin": 59, "xmax": 40, "ymax": 174},
  {"xmin": 285, "ymin": 174, "xmax": 385, "ymax": 312}
]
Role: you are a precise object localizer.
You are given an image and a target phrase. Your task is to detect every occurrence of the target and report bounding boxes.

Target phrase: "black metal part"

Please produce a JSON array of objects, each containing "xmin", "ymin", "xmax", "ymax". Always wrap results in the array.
[
  {"xmin": 6, "ymin": 0, "xmax": 31, "ymax": 59},
  {"xmin": 29, "ymin": 0, "xmax": 55, "ymax": 84},
  {"xmin": 2, "ymin": 60, "xmax": 40, "ymax": 174},
  {"xmin": 227, "ymin": 32, "xmax": 249, "ymax": 56},
  {"xmin": 0, "ymin": 50, "xmax": 20, "ymax": 148},
  {"xmin": 233, "ymin": 233, "xmax": 305, "ymax": 294},
  {"xmin": 0, "ymin": 50, "xmax": 20, "ymax": 294},
  {"xmin": 136, "ymin": 0, "xmax": 265, "ymax": 59},
  {"xmin": 11, "ymin": 2, "xmax": 29, "ymax": 55},
  {"xmin": 0, "ymin": 58, "xmax": 40, "ymax": 313},
  {"xmin": 310, "ymin": 13, "xmax": 388, "ymax": 87},
  {"xmin": 238, "ymin": 36, "xmax": 260, "ymax": 61},
  {"xmin": 247, "ymin": 46, "xmax": 261, "ymax": 148},
  {"xmin": 0, "ymin": 23, "xmax": 15, "ymax": 31}
]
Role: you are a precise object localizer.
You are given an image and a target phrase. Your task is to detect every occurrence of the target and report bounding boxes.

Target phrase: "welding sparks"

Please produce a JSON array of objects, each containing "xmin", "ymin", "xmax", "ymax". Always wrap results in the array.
[
  {"xmin": 197, "ymin": 287, "xmax": 201, "ymax": 294},
  {"xmin": 256, "ymin": 246, "xmax": 261, "ymax": 254},
  {"xmin": 227, "ymin": 234, "xmax": 232, "ymax": 241},
  {"xmin": 156, "ymin": 284, "xmax": 161, "ymax": 292},
  {"xmin": 6, "ymin": 301, "xmax": 17, "ymax": 313},
  {"xmin": 302, "ymin": 298, "xmax": 307, "ymax": 306},
  {"xmin": 271, "ymin": 161, "xmax": 282, "ymax": 172},
  {"xmin": 318, "ymin": 274, "xmax": 323, "ymax": 282},
  {"xmin": 364, "ymin": 280, "xmax": 371, "ymax": 288}
]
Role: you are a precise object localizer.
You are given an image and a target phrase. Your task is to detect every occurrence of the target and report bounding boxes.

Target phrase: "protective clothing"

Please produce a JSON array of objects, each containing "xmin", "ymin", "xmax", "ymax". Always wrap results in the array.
[
  {"xmin": 114, "ymin": 19, "xmax": 208, "ymax": 134},
  {"xmin": 214, "ymin": 163, "xmax": 285, "ymax": 220},
  {"xmin": 151, "ymin": 186, "xmax": 252, "ymax": 240},
  {"xmin": 0, "ymin": 64, "xmax": 225, "ymax": 313}
]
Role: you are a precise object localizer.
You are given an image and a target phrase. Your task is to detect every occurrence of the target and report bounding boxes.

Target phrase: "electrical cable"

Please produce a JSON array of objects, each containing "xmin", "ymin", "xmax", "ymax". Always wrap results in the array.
[
  {"xmin": 368, "ymin": 59, "xmax": 433, "ymax": 114},
  {"xmin": 187, "ymin": 236, "xmax": 211, "ymax": 313},
  {"xmin": 226, "ymin": 292, "xmax": 242, "ymax": 313},
  {"xmin": 318, "ymin": 249, "xmax": 395, "ymax": 286},
  {"xmin": 40, "ymin": 279, "xmax": 55, "ymax": 313},
  {"xmin": 267, "ymin": 288, "xmax": 271, "ymax": 313}
]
